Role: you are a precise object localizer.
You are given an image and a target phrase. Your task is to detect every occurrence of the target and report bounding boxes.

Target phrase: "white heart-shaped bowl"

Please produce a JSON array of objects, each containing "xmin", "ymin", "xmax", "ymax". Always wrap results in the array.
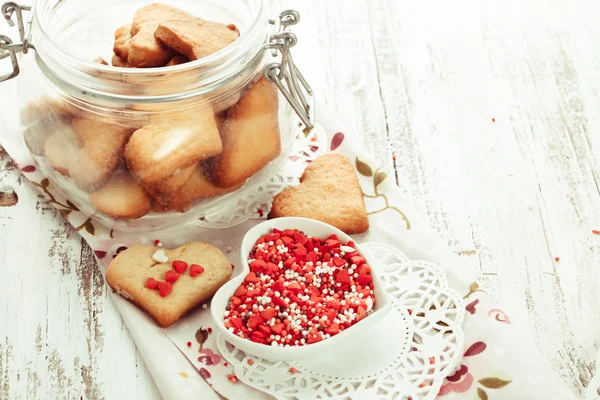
[{"xmin": 211, "ymin": 217, "xmax": 392, "ymax": 361}]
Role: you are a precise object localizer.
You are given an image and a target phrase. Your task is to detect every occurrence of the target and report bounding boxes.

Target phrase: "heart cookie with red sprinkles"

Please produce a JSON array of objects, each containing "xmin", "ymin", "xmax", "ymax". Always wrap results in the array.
[
  {"xmin": 268, "ymin": 154, "xmax": 369, "ymax": 234},
  {"xmin": 106, "ymin": 242, "xmax": 232, "ymax": 328}
]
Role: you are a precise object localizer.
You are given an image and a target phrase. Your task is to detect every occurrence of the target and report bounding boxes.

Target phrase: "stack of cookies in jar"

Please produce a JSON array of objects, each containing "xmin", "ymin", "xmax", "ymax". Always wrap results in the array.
[{"xmin": 21, "ymin": 3, "xmax": 281, "ymax": 221}]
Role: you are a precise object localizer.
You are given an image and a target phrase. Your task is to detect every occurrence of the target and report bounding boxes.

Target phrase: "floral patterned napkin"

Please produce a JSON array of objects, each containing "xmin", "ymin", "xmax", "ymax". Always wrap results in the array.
[{"xmin": 0, "ymin": 87, "xmax": 580, "ymax": 398}]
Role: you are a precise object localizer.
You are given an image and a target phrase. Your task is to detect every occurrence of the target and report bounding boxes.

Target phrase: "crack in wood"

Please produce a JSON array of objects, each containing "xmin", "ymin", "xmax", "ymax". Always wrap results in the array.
[{"xmin": 0, "ymin": 338, "xmax": 12, "ymax": 400}]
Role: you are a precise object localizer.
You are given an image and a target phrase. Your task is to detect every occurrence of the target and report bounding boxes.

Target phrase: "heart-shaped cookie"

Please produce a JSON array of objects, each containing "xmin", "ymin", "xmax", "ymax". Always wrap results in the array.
[
  {"xmin": 106, "ymin": 242, "xmax": 232, "ymax": 328},
  {"xmin": 268, "ymin": 154, "xmax": 369, "ymax": 234}
]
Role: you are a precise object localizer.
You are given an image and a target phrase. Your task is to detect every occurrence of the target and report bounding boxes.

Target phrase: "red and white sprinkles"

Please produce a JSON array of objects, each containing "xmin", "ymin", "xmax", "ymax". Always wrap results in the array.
[{"xmin": 224, "ymin": 228, "xmax": 376, "ymax": 347}]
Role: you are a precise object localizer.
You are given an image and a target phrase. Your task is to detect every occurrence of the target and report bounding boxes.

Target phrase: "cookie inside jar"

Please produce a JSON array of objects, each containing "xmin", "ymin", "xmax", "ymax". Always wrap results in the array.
[{"xmin": 17, "ymin": 0, "xmax": 298, "ymax": 232}]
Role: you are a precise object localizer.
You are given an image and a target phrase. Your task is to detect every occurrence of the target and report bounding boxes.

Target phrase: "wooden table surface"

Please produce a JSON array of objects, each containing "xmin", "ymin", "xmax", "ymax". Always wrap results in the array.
[{"xmin": 1, "ymin": 0, "xmax": 599, "ymax": 398}]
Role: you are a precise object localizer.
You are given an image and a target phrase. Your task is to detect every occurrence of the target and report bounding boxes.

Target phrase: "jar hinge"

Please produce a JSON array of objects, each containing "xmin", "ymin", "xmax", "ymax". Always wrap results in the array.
[
  {"xmin": 264, "ymin": 10, "xmax": 315, "ymax": 130},
  {"xmin": 0, "ymin": 2, "xmax": 34, "ymax": 83}
]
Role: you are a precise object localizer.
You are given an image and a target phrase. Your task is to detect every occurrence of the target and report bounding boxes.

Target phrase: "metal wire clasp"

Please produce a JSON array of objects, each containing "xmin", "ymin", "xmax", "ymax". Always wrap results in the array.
[
  {"xmin": 0, "ymin": 2, "xmax": 33, "ymax": 82},
  {"xmin": 264, "ymin": 10, "xmax": 314, "ymax": 130}
]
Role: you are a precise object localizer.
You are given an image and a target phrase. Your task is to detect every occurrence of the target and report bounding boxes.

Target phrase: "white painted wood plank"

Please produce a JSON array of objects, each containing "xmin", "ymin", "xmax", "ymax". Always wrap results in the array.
[
  {"xmin": 0, "ymin": 147, "xmax": 161, "ymax": 399},
  {"xmin": 284, "ymin": 0, "xmax": 599, "ymax": 396}
]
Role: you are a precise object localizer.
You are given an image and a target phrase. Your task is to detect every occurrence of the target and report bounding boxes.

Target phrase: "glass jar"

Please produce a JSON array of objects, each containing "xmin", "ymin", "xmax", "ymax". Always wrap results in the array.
[{"xmin": 0, "ymin": 0, "xmax": 313, "ymax": 232}]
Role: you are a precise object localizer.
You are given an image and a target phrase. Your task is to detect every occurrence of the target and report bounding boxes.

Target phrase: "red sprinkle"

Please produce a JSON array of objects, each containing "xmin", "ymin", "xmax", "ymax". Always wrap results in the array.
[
  {"xmin": 165, "ymin": 270, "xmax": 180, "ymax": 283},
  {"xmin": 289, "ymin": 367, "xmax": 297, "ymax": 373},
  {"xmin": 429, "ymin": 358, "xmax": 435, "ymax": 365},
  {"xmin": 257, "ymin": 209, "xmax": 264, "ymax": 217},
  {"xmin": 146, "ymin": 278, "xmax": 159, "ymax": 290},
  {"xmin": 158, "ymin": 281, "xmax": 172, "ymax": 297},
  {"xmin": 492, "ymin": 118, "xmax": 496, "ymax": 122},
  {"xmin": 593, "ymin": 230, "xmax": 600, "ymax": 235},
  {"xmin": 207, "ymin": 327, "xmax": 212, "ymax": 333},
  {"xmin": 190, "ymin": 264, "xmax": 205, "ymax": 277},
  {"xmin": 224, "ymin": 362, "xmax": 228, "ymax": 367},
  {"xmin": 154, "ymin": 239, "xmax": 160, "ymax": 245},
  {"xmin": 172, "ymin": 260, "xmax": 188, "ymax": 273},
  {"xmin": 247, "ymin": 359, "xmax": 254, "ymax": 365},
  {"xmin": 187, "ymin": 341, "xmax": 192, "ymax": 347},
  {"xmin": 224, "ymin": 228, "xmax": 376, "ymax": 347},
  {"xmin": 555, "ymin": 257, "xmax": 560, "ymax": 262}
]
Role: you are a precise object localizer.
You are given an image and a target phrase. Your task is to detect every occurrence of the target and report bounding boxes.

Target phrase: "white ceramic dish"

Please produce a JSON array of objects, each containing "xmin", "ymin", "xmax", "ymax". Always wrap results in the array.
[{"xmin": 211, "ymin": 217, "xmax": 392, "ymax": 361}]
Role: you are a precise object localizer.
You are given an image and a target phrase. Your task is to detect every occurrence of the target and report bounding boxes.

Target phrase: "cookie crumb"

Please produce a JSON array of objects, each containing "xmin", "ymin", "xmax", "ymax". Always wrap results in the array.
[
  {"xmin": 152, "ymin": 249, "xmax": 168, "ymax": 263},
  {"xmin": 226, "ymin": 246, "xmax": 232, "ymax": 253}
]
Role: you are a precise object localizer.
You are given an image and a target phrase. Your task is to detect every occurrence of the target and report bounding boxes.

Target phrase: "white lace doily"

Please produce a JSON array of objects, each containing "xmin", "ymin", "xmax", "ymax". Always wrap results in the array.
[
  {"xmin": 192, "ymin": 123, "xmax": 328, "ymax": 230},
  {"xmin": 217, "ymin": 242, "xmax": 465, "ymax": 400}
]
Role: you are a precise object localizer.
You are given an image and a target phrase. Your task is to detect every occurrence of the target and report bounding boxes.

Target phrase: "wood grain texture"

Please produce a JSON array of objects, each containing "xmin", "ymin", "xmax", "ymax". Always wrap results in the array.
[
  {"xmin": 1, "ymin": 0, "xmax": 598, "ymax": 397},
  {"xmin": 279, "ymin": 0, "xmax": 599, "ymax": 396},
  {"xmin": 0, "ymin": 148, "xmax": 161, "ymax": 398}
]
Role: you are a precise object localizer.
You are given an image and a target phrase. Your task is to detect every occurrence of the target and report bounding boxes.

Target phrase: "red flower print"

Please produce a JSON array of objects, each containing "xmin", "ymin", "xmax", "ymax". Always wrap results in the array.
[
  {"xmin": 464, "ymin": 341, "xmax": 486, "ymax": 357},
  {"xmin": 94, "ymin": 250, "xmax": 107, "ymax": 259},
  {"xmin": 21, "ymin": 165, "xmax": 36, "ymax": 173},
  {"xmin": 438, "ymin": 365, "xmax": 474, "ymax": 396},
  {"xmin": 198, "ymin": 348, "xmax": 221, "ymax": 366},
  {"xmin": 330, "ymin": 132, "xmax": 345, "ymax": 150},
  {"xmin": 199, "ymin": 367, "xmax": 211, "ymax": 379},
  {"xmin": 466, "ymin": 299, "xmax": 479, "ymax": 315},
  {"xmin": 488, "ymin": 309, "xmax": 510, "ymax": 323}
]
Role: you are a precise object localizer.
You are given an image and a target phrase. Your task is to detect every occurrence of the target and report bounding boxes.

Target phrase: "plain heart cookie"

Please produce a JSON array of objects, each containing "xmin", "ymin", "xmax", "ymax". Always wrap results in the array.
[
  {"xmin": 154, "ymin": 19, "xmax": 239, "ymax": 61},
  {"xmin": 106, "ymin": 243, "xmax": 232, "ymax": 328},
  {"xmin": 113, "ymin": 23, "xmax": 132, "ymax": 60},
  {"xmin": 211, "ymin": 77, "xmax": 281, "ymax": 187},
  {"xmin": 268, "ymin": 154, "xmax": 369, "ymax": 234},
  {"xmin": 127, "ymin": 3, "xmax": 196, "ymax": 67},
  {"xmin": 89, "ymin": 171, "xmax": 152, "ymax": 219},
  {"xmin": 124, "ymin": 106, "xmax": 221, "ymax": 189}
]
